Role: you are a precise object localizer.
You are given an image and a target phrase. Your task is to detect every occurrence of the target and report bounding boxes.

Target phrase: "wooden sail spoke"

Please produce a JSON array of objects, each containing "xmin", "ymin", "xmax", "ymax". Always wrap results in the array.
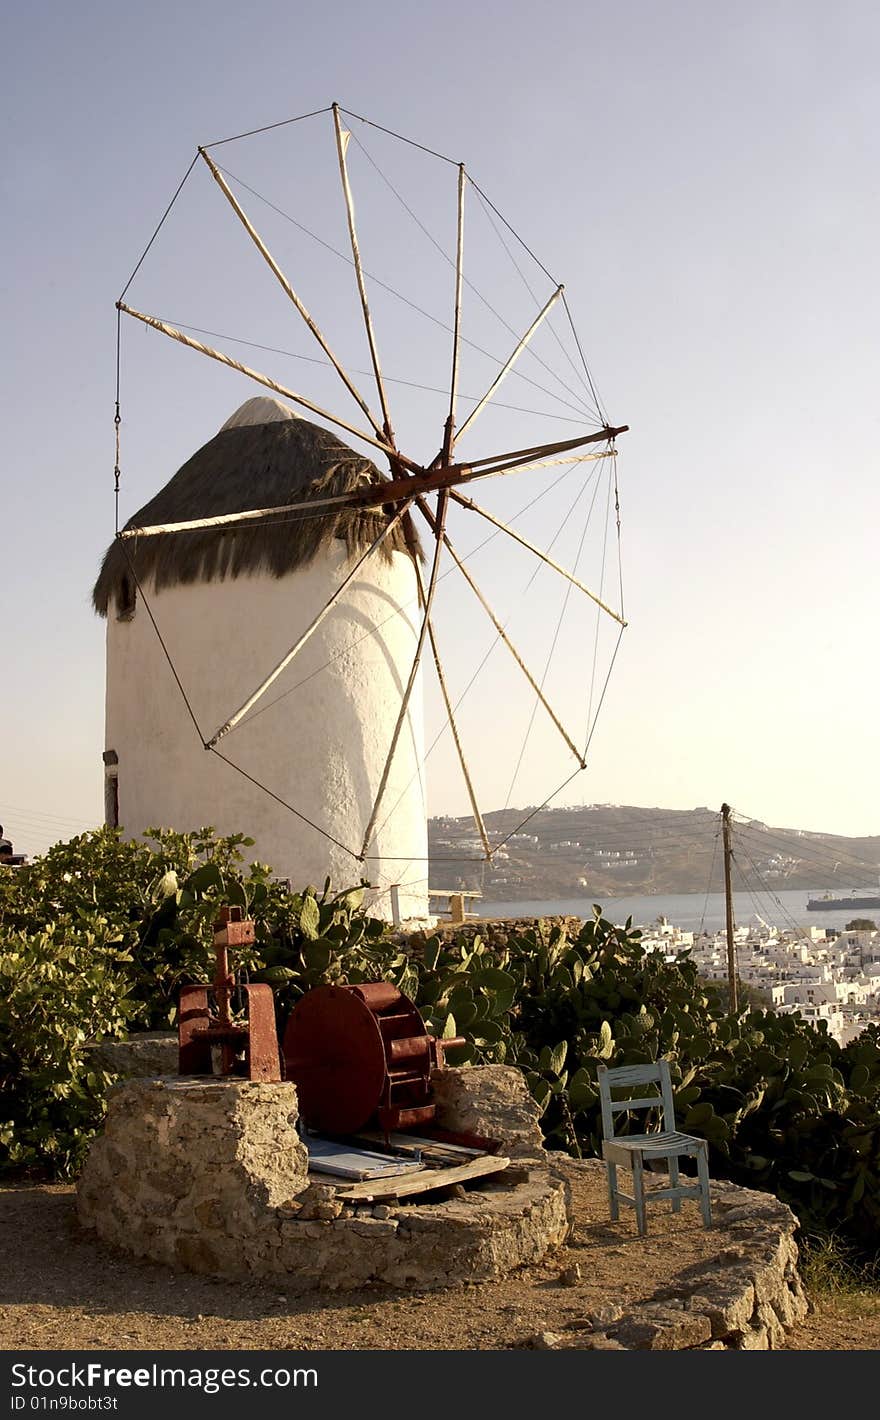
[
  {"xmin": 332, "ymin": 105, "xmax": 396, "ymax": 446},
  {"xmin": 443, "ymin": 162, "xmax": 466, "ymax": 465},
  {"xmin": 448, "ymin": 488, "xmax": 627, "ymax": 627},
  {"xmin": 416, "ymin": 497, "xmax": 585, "ymax": 768},
  {"xmin": 359, "ymin": 492, "xmax": 450, "ymax": 859},
  {"xmin": 116, "ymin": 449, "xmax": 614, "ymax": 541},
  {"xmin": 116, "ymin": 303, "xmax": 423, "ymax": 472},
  {"xmin": 199, "ymin": 147, "xmax": 386, "ymax": 443},
  {"xmin": 454, "ymin": 284, "xmax": 564, "ymax": 442},
  {"xmin": 458, "ymin": 425, "xmax": 628, "ymax": 474},
  {"xmin": 204, "ymin": 498, "xmax": 417, "ymax": 749}
]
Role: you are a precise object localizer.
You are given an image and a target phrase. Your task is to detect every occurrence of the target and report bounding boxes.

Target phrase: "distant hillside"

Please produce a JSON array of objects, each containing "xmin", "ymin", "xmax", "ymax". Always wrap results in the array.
[{"xmin": 427, "ymin": 804, "xmax": 880, "ymax": 902}]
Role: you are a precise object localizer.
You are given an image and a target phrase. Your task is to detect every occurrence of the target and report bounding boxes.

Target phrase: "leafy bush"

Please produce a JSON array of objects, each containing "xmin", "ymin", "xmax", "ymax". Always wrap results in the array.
[
  {"xmin": 406, "ymin": 912, "xmax": 880, "ymax": 1265},
  {"xmin": 0, "ymin": 827, "xmax": 392, "ymax": 1176},
  {"xmin": 0, "ymin": 922, "xmax": 134, "ymax": 1176},
  {"xmin": 4, "ymin": 832, "xmax": 880, "ymax": 1269}
]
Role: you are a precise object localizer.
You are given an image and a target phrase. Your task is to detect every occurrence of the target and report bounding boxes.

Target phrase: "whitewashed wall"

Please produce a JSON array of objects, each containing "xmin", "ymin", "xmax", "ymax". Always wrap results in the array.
[{"xmin": 104, "ymin": 542, "xmax": 428, "ymax": 921}]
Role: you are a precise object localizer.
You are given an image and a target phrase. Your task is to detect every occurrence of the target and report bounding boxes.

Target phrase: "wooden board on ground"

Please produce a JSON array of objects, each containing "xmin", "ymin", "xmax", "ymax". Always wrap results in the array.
[
  {"xmin": 351, "ymin": 1130, "xmax": 485, "ymax": 1162},
  {"xmin": 333, "ymin": 1153, "xmax": 510, "ymax": 1202},
  {"xmin": 306, "ymin": 1137, "xmax": 426, "ymax": 1182}
]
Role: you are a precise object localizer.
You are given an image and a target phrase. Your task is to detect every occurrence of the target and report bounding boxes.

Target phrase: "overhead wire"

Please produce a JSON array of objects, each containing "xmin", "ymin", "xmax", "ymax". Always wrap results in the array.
[
  {"xmin": 698, "ymin": 816, "xmax": 722, "ymax": 937},
  {"xmin": 0, "ymin": 801, "xmax": 98, "ymax": 828},
  {"xmin": 732, "ymin": 835, "xmax": 815, "ymax": 945},
  {"xmin": 730, "ymin": 814, "xmax": 880, "ymax": 884}
]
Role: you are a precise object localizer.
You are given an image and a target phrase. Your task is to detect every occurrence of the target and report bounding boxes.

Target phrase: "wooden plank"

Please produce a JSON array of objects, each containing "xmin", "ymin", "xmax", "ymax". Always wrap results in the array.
[
  {"xmin": 334, "ymin": 1154, "xmax": 510, "ymax": 1202},
  {"xmin": 352, "ymin": 1130, "xmax": 485, "ymax": 1161},
  {"xmin": 306, "ymin": 1138, "xmax": 425, "ymax": 1181}
]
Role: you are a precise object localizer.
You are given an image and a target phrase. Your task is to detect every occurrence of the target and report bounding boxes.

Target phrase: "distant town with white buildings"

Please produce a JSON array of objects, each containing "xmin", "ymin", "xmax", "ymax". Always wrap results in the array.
[{"xmin": 640, "ymin": 916, "xmax": 880, "ymax": 1046}]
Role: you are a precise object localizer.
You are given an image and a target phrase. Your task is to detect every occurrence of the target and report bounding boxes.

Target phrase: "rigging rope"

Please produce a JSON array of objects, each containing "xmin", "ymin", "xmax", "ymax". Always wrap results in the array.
[
  {"xmin": 201, "ymin": 106, "xmax": 332, "ymax": 150},
  {"xmin": 370, "ymin": 463, "xmax": 603, "ymax": 847},
  {"xmin": 471, "ymin": 184, "xmax": 602, "ymax": 421},
  {"xmin": 114, "ymin": 307, "xmax": 122, "ymax": 535},
  {"xmin": 151, "ymin": 317, "xmax": 589, "ymax": 424},
  {"xmin": 502, "ymin": 460, "xmax": 606, "ymax": 812},
  {"xmin": 214, "ymin": 161, "xmax": 596, "ymax": 423},
  {"xmin": 348, "ymin": 130, "xmax": 596, "ymax": 421},
  {"xmin": 584, "ymin": 462, "xmax": 615, "ymax": 747}
]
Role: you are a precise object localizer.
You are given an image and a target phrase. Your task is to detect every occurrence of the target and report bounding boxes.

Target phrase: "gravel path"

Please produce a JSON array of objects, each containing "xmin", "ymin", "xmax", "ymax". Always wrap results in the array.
[{"xmin": 0, "ymin": 1178, "xmax": 874, "ymax": 1351}]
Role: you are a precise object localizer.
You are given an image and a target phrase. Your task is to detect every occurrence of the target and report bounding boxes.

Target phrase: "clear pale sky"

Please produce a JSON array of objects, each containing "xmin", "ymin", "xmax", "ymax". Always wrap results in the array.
[{"xmin": 3, "ymin": 1, "xmax": 879, "ymax": 861}]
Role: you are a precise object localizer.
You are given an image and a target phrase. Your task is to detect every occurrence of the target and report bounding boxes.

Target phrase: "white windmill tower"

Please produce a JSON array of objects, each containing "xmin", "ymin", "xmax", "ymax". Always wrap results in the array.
[{"xmin": 96, "ymin": 104, "xmax": 628, "ymax": 922}]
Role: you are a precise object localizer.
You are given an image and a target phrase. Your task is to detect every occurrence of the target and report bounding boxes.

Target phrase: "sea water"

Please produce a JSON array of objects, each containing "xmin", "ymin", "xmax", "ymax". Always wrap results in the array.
[{"xmin": 471, "ymin": 889, "xmax": 877, "ymax": 934}]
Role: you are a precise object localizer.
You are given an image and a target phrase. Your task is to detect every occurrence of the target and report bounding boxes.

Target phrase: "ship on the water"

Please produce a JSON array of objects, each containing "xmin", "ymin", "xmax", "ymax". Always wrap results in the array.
[{"xmin": 807, "ymin": 892, "xmax": 880, "ymax": 911}]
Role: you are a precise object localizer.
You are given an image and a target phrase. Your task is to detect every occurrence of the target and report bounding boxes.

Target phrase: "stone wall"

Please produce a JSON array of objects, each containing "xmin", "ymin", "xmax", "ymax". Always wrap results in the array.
[
  {"xmin": 76, "ymin": 1068, "xmax": 811, "ymax": 1342},
  {"xmin": 534, "ymin": 1158, "xmax": 810, "ymax": 1351},
  {"xmin": 400, "ymin": 916, "xmax": 584, "ymax": 953},
  {"xmin": 89, "ymin": 1032, "xmax": 178, "ymax": 1079}
]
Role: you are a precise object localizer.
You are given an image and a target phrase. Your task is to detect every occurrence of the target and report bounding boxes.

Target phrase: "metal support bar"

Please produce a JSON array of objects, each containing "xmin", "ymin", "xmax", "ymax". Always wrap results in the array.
[
  {"xmin": 205, "ymin": 498, "xmax": 416, "ymax": 748},
  {"xmin": 118, "ymin": 450, "xmax": 617, "ymax": 540},
  {"xmin": 448, "ymin": 488, "xmax": 627, "ymax": 627},
  {"xmin": 460, "ymin": 425, "xmax": 628, "ymax": 472},
  {"xmin": 359, "ymin": 491, "xmax": 450, "ymax": 858},
  {"xmin": 417, "ymin": 497, "xmax": 585, "ymax": 767},
  {"xmin": 200, "ymin": 147, "xmax": 385, "ymax": 441},
  {"xmin": 116, "ymin": 303, "xmax": 423, "ymax": 471}
]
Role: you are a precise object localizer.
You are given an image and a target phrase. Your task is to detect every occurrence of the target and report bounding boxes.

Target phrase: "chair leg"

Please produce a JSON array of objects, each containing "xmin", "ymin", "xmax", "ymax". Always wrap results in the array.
[
  {"xmin": 697, "ymin": 1144, "xmax": 712, "ymax": 1228},
  {"xmin": 632, "ymin": 1155, "xmax": 647, "ymax": 1236},
  {"xmin": 606, "ymin": 1161, "xmax": 619, "ymax": 1221},
  {"xmin": 669, "ymin": 1155, "xmax": 681, "ymax": 1213}
]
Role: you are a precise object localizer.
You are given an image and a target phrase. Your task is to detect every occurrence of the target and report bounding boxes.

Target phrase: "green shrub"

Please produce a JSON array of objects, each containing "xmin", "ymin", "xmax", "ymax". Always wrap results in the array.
[
  {"xmin": 4, "ymin": 832, "xmax": 880, "ymax": 1269},
  {"xmin": 0, "ymin": 921, "xmax": 134, "ymax": 1176}
]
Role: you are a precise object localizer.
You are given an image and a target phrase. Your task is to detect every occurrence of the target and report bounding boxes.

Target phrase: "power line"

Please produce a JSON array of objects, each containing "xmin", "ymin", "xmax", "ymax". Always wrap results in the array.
[{"xmin": 732, "ymin": 817, "xmax": 880, "ymax": 884}]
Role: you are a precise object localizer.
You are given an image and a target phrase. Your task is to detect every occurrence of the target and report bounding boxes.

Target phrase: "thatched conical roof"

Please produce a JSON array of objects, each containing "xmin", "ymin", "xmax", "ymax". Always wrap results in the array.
[{"xmin": 93, "ymin": 398, "xmax": 420, "ymax": 618}]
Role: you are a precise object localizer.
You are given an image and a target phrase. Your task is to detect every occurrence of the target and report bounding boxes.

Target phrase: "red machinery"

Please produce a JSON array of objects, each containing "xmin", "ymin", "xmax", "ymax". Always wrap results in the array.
[
  {"xmin": 282, "ymin": 981, "xmax": 465, "ymax": 1135},
  {"xmin": 178, "ymin": 906, "xmax": 281, "ymax": 1082}
]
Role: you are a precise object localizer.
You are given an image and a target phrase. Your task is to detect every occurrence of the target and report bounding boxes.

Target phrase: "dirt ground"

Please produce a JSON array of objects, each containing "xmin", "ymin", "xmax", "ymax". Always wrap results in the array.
[{"xmin": 0, "ymin": 1177, "xmax": 876, "ymax": 1352}]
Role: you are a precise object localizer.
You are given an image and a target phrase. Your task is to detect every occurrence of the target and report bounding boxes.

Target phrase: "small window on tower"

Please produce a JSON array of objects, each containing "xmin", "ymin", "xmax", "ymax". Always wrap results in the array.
[
  {"xmin": 116, "ymin": 576, "xmax": 137, "ymax": 621},
  {"xmin": 103, "ymin": 750, "xmax": 119, "ymax": 828}
]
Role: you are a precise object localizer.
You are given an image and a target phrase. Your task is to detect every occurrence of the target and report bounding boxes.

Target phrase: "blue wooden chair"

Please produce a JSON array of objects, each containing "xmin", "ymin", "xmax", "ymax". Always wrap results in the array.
[{"xmin": 597, "ymin": 1060, "xmax": 712, "ymax": 1236}]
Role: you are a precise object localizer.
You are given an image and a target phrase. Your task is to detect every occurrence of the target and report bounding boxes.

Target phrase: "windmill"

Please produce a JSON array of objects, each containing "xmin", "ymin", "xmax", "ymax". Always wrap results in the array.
[{"xmin": 96, "ymin": 103, "xmax": 628, "ymax": 921}]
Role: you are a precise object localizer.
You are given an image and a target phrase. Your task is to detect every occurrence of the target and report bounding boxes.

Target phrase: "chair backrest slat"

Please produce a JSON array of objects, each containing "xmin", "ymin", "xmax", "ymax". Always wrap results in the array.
[
  {"xmin": 608, "ymin": 1094, "xmax": 663, "ymax": 1112},
  {"xmin": 597, "ymin": 1059, "xmax": 675, "ymax": 1139}
]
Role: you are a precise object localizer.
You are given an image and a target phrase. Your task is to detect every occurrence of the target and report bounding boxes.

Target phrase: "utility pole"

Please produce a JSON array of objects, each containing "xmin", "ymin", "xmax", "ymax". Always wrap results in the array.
[{"xmin": 721, "ymin": 803, "xmax": 738, "ymax": 1014}]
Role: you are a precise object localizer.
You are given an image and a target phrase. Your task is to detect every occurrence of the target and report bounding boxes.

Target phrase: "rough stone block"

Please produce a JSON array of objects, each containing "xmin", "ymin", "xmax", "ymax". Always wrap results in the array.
[
  {"xmin": 607, "ymin": 1305, "xmax": 713, "ymax": 1350},
  {"xmin": 429, "ymin": 1065, "xmax": 546, "ymax": 1157},
  {"xmin": 685, "ymin": 1280, "xmax": 756, "ymax": 1337},
  {"xmin": 89, "ymin": 1032, "xmax": 179, "ymax": 1079}
]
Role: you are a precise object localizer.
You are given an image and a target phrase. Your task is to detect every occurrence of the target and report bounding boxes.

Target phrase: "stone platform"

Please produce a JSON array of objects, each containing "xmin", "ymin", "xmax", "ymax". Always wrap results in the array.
[
  {"xmin": 76, "ymin": 1071, "xmax": 568, "ymax": 1290},
  {"xmin": 76, "ymin": 1065, "xmax": 811, "ymax": 1344}
]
